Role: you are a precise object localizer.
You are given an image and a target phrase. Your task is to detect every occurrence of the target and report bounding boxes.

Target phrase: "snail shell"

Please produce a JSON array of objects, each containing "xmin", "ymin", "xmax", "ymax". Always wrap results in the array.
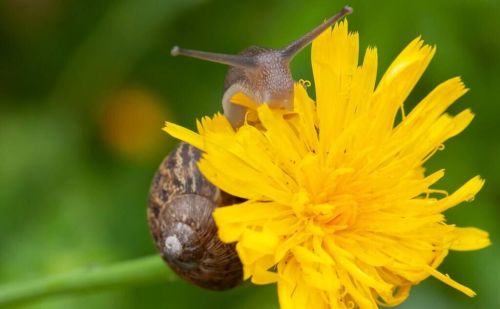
[{"xmin": 148, "ymin": 142, "xmax": 243, "ymax": 290}]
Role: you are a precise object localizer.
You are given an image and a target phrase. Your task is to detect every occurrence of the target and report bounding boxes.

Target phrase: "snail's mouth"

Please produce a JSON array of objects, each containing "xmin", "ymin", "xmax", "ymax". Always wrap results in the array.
[{"xmin": 268, "ymin": 98, "xmax": 288, "ymax": 109}]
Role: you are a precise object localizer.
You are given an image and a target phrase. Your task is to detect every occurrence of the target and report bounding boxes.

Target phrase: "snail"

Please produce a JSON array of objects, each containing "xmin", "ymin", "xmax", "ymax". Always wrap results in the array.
[{"xmin": 147, "ymin": 6, "xmax": 352, "ymax": 290}]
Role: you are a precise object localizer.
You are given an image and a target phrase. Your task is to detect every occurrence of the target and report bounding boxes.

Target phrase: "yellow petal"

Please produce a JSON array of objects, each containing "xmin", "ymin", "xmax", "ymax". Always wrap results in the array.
[
  {"xmin": 312, "ymin": 20, "xmax": 359, "ymax": 153},
  {"xmin": 240, "ymin": 229, "xmax": 279, "ymax": 255},
  {"xmin": 345, "ymin": 46, "xmax": 378, "ymax": 131},
  {"xmin": 433, "ymin": 176, "xmax": 485, "ymax": 212},
  {"xmin": 292, "ymin": 245, "xmax": 329, "ymax": 266},
  {"xmin": 450, "ymin": 227, "xmax": 491, "ymax": 251},
  {"xmin": 425, "ymin": 265, "xmax": 476, "ymax": 297},
  {"xmin": 213, "ymin": 201, "xmax": 292, "ymax": 224},
  {"xmin": 163, "ymin": 122, "xmax": 203, "ymax": 150},
  {"xmin": 230, "ymin": 91, "xmax": 260, "ymax": 110},
  {"xmin": 251, "ymin": 267, "xmax": 279, "ymax": 285},
  {"xmin": 293, "ymin": 83, "xmax": 319, "ymax": 152},
  {"xmin": 370, "ymin": 38, "xmax": 436, "ymax": 138}
]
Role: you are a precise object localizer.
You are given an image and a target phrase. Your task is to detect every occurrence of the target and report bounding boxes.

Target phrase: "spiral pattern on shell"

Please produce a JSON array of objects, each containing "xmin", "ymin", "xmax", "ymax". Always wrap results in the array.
[{"xmin": 148, "ymin": 142, "xmax": 243, "ymax": 290}]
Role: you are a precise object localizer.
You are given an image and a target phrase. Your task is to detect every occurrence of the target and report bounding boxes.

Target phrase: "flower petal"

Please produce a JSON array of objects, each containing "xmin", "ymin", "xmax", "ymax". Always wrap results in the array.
[{"xmin": 450, "ymin": 227, "xmax": 491, "ymax": 251}]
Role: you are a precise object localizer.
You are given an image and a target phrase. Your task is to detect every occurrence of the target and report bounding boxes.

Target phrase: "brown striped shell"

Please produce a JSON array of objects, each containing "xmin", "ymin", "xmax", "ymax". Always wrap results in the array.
[{"xmin": 148, "ymin": 142, "xmax": 243, "ymax": 290}]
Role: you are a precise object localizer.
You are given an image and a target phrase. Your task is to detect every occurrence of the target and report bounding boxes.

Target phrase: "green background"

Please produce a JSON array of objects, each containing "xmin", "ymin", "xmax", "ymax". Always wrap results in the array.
[{"xmin": 0, "ymin": 0, "xmax": 498, "ymax": 308}]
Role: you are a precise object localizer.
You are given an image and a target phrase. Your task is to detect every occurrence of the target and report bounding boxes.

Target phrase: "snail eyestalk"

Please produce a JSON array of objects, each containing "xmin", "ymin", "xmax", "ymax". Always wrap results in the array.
[
  {"xmin": 281, "ymin": 5, "xmax": 353, "ymax": 59},
  {"xmin": 170, "ymin": 46, "xmax": 256, "ymax": 69}
]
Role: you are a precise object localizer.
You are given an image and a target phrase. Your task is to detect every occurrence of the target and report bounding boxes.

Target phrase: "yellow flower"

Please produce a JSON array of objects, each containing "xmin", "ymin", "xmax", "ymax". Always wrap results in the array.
[{"xmin": 164, "ymin": 21, "xmax": 490, "ymax": 309}]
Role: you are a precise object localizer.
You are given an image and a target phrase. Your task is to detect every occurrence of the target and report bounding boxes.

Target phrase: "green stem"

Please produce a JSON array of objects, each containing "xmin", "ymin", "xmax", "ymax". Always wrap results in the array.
[{"xmin": 0, "ymin": 255, "xmax": 173, "ymax": 307}]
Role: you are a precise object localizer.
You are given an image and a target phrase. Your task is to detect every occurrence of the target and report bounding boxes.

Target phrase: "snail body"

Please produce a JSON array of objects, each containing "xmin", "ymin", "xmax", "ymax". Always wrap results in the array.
[{"xmin": 148, "ymin": 6, "xmax": 352, "ymax": 290}]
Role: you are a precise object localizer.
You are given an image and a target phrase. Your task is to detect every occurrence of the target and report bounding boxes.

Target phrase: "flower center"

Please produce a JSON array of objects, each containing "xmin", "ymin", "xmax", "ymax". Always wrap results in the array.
[{"xmin": 292, "ymin": 188, "xmax": 359, "ymax": 233}]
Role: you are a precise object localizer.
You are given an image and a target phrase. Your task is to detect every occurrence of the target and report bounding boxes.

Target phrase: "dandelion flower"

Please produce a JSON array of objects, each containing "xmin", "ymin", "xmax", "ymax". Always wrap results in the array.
[{"xmin": 164, "ymin": 21, "xmax": 490, "ymax": 308}]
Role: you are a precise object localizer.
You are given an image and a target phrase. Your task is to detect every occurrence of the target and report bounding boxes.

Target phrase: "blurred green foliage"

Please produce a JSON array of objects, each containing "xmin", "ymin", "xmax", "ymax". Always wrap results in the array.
[{"xmin": 0, "ymin": 0, "xmax": 498, "ymax": 308}]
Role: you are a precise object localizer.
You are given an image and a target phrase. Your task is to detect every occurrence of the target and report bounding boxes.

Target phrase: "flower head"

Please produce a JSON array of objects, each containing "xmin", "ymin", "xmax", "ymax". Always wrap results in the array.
[{"xmin": 164, "ymin": 21, "xmax": 490, "ymax": 308}]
